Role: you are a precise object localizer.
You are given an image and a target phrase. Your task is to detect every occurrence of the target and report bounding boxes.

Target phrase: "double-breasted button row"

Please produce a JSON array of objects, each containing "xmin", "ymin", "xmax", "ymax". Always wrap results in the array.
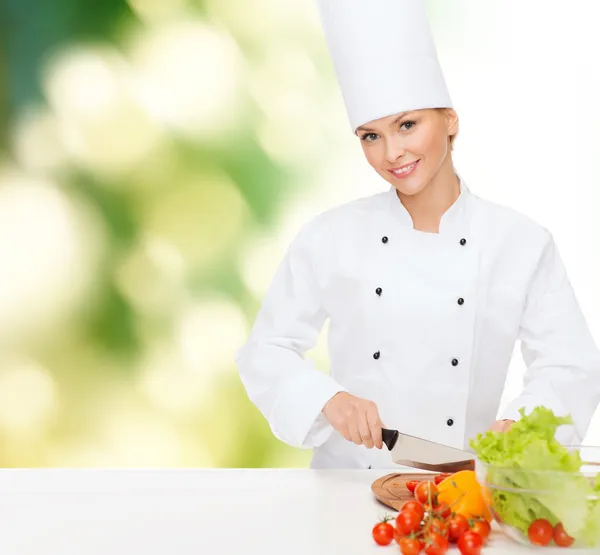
[{"xmin": 378, "ymin": 234, "xmax": 466, "ymax": 429}]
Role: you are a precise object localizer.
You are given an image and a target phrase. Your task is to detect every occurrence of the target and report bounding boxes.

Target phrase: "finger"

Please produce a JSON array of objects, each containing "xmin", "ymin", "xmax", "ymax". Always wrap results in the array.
[
  {"xmin": 489, "ymin": 420, "xmax": 509, "ymax": 433},
  {"xmin": 367, "ymin": 406, "xmax": 383, "ymax": 449},
  {"xmin": 358, "ymin": 411, "xmax": 374, "ymax": 449},
  {"xmin": 347, "ymin": 419, "xmax": 363, "ymax": 445},
  {"xmin": 340, "ymin": 422, "xmax": 352, "ymax": 442}
]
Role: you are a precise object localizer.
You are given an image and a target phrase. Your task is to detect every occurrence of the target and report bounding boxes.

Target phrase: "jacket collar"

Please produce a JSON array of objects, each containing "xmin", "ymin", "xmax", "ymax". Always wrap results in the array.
[{"xmin": 387, "ymin": 173, "xmax": 471, "ymax": 236}]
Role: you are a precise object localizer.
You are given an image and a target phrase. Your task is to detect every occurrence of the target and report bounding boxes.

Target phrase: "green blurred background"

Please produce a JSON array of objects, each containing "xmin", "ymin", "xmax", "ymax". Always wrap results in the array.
[{"xmin": 0, "ymin": 0, "xmax": 379, "ymax": 467}]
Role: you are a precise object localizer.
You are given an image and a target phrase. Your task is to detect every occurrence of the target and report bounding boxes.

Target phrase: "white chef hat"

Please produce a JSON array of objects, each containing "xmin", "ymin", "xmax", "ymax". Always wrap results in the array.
[{"xmin": 315, "ymin": 0, "xmax": 453, "ymax": 134}]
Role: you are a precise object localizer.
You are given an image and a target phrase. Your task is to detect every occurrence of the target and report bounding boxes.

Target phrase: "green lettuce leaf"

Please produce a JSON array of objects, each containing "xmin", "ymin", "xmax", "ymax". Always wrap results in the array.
[
  {"xmin": 470, "ymin": 407, "xmax": 598, "ymax": 545},
  {"xmin": 580, "ymin": 475, "xmax": 600, "ymax": 546}
]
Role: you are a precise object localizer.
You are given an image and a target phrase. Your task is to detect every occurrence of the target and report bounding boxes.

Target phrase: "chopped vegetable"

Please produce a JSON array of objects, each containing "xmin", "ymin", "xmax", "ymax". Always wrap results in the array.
[
  {"xmin": 436, "ymin": 471, "xmax": 492, "ymax": 522},
  {"xmin": 434, "ymin": 473, "xmax": 452, "ymax": 485},
  {"xmin": 406, "ymin": 480, "xmax": 420, "ymax": 493},
  {"xmin": 554, "ymin": 522, "xmax": 575, "ymax": 548}
]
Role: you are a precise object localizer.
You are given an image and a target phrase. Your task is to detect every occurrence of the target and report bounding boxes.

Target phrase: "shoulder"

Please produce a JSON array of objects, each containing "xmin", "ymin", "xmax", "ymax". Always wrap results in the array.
[
  {"xmin": 471, "ymin": 192, "xmax": 553, "ymax": 250},
  {"xmin": 295, "ymin": 189, "xmax": 388, "ymax": 243}
]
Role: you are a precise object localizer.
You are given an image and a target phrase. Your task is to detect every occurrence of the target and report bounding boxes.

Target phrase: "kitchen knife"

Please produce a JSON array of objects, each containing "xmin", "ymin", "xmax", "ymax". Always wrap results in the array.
[{"xmin": 381, "ymin": 428, "xmax": 475, "ymax": 472}]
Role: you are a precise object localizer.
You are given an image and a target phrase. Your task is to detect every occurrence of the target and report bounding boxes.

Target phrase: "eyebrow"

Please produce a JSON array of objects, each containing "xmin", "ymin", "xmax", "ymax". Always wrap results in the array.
[{"xmin": 355, "ymin": 111, "xmax": 414, "ymax": 133}]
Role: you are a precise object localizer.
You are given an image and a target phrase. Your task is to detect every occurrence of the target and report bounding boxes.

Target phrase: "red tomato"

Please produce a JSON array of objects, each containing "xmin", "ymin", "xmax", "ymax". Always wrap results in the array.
[
  {"xmin": 399, "ymin": 536, "xmax": 423, "ymax": 555},
  {"xmin": 469, "ymin": 520, "xmax": 491, "ymax": 544},
  {"xmin": 396, "ymin": 510, "xmax": 423, "ymax": 536},
  {"xmin": 434, "ymin": 473, "xmax": 452, "ymax": 485},
  {"xmin": 528, "ymin": 519, "xmax": 553, "ymax": 546},
  {"xmin": 554, "ymin": 522, "xmax": 575, "ymax": 548},
  {"xmin": 424, "ymin": 532, "xmax": 449, "ymax": 555},
  {"xmin": 457, "ymin": 531, "xmax": 483, "ymax": 555},
  {"xmin": 406, "ymin": 480, "xmax": 420, "ymax": 493},
  {"xmin": 435, "ymin": 502, "xmax": 451, "ymax": 520},
  {"xmin": 372, "ymin": 521, "xmax": 394, "ymax": 546},
  {"xmin": 447, "ymin": 514, "xmax": 469, "ymax": 542},
  {"xmin": 429, "ymin": 518, "xmax": 449, "ymax": 537},
  {"xmin": 415, "ymin": 482, "xmax": 438, "ymax": 505},
  {"xmin": 401, "ymin": 500, "xmax": 425, "ymax": 521}
]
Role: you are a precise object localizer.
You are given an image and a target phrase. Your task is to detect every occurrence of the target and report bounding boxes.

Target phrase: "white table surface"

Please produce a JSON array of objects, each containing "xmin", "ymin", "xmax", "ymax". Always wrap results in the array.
[{"xmin": 0, "ymin": 468, "xmax": 569, "ymax": 554}]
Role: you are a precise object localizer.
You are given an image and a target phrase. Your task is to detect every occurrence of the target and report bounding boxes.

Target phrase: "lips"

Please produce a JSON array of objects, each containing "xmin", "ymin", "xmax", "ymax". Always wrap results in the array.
[{"xmin": 387, "ymin": 159, "xmax": 420, "ymax": 178}]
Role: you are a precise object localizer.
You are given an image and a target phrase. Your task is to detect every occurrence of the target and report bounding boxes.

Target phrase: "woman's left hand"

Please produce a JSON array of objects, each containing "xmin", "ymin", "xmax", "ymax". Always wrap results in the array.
[{"xmin": 489, "ymin": 419, "xmax": 515, "ymax": 433}]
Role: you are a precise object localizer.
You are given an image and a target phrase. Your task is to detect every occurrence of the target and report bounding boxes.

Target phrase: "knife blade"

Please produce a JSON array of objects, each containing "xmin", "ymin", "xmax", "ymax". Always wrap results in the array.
[{"xmin": 381, "ymin": 428, "xmax": 475, "ymax": 472}]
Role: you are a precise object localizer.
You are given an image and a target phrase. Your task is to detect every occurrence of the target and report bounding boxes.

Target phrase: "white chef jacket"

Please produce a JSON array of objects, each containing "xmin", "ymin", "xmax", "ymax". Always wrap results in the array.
[{"xmin": 236, "ymin": 175, "xmax": 600, "ymax": 469}]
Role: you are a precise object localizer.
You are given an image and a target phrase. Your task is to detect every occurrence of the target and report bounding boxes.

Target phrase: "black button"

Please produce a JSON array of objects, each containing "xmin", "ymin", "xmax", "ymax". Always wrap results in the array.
[
  {"xmin": 373, "ymin": 351, "xmax": 380, "ymax": 360},
  {"xmin": 447, "ymin": 419, "xmax": 454, "ymax": 427},
  {"xmin": 451, "ymin": 358, "xmax": 459, "ymax": 366},
  {"xmin": 375, "ymin": 287, "xmax": 382, "ymax": 296},
  {"xmin": 382, "ymin": 236, "xmax": 389, "ymax": 244},
  {"xmin": 457, "ymin": 298, "xmax": 464, "ymax": 305},
  {"xmin": 460, "ymin": 238, "xmax": 467, "ymax": 246}
]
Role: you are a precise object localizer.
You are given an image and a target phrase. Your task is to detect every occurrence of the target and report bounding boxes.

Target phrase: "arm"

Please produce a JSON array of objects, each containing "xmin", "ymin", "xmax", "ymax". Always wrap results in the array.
[
  {"xmin": 500, "ymin": 233, "xmax": 600, "ymax": 444},
  {"xmin": 235, "ymin": 219, "xmax": 346, "ymax": 449}
]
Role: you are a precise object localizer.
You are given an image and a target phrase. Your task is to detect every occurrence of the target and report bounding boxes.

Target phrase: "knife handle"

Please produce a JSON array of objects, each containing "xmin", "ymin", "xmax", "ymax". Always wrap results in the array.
[{"xmin": 381, "ymin": 428, "xmax": 399, "ymax": 451}]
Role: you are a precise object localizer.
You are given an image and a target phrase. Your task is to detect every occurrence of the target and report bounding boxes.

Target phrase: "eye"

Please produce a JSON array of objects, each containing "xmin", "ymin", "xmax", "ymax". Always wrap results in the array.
[
  {"xmin": 400, "ymin": 120, "xmax": 417, "ymax": 131},
  {"xmin": 360, "ymin": 132, "xmax": 379, "ymax": 142}
]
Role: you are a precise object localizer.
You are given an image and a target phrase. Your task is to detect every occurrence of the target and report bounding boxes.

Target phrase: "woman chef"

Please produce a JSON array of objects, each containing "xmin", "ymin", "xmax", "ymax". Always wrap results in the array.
[{"xmin": 236, "ymin": 0, "xmax": 600, "ymax": 469}]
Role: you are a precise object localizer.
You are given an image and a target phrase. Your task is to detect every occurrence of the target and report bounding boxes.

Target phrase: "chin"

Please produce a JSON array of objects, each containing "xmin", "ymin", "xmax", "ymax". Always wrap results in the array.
[{"xmin": 382, "ymin": 175, "xmax": 426, "ymax": 197}]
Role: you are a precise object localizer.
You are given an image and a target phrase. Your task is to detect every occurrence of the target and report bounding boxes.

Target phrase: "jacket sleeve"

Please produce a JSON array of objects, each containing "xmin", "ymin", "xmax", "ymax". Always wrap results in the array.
[
  {"xmin": 500, "ymin": 233, "xmax": 600, "ymax": 444},
  {"xmin": 235, "ymin": 218, "xmax": 347, "ymax": 449}
]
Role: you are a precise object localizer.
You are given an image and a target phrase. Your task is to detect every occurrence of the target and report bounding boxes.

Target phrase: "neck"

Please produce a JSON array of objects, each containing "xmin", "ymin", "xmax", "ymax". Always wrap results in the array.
[{"xmin": 396, "ymin": 159, "xmax": 460, "ymax": 233}]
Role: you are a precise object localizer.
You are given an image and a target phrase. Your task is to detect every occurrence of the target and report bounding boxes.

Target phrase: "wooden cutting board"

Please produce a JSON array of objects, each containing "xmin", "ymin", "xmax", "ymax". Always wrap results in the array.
[{"xmin": 371, "ymin": 472, "xmax": 439, "ymax": 512}]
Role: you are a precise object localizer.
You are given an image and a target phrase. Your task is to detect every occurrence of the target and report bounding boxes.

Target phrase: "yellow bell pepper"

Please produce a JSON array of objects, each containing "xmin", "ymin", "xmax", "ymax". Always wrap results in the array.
[{"xmin": 437, "ymin": 470, "xmax": 492, "ymax": 522}]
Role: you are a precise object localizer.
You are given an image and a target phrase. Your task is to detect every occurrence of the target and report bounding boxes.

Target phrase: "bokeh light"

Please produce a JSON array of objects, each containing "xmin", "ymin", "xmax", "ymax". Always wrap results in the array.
[
  {"xmin": 0, "ymin": 170, "xmax": 105, "ymax": 346},
  {"xmin": 129, "ymin": 19, "xmax": 242, "ymax": 140}
]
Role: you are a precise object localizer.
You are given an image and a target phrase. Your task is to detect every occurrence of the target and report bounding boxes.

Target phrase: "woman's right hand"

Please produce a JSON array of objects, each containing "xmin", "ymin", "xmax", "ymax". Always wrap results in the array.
[{"xmin": 322, "ymin": 392, "xmax": 384, "ymax": 449}]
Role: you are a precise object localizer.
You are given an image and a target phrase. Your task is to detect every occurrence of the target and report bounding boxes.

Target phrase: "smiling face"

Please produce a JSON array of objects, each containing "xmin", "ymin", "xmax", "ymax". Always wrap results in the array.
[{"xmin": 356, "ymin": 108, "xmax": 459, "ymax": 196}]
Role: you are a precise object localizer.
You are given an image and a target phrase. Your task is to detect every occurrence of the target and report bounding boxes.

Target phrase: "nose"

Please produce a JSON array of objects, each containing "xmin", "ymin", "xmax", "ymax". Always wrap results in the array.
[{"xmin": 385, "ymin": 136, "xmax": 406, "ymax": 163}]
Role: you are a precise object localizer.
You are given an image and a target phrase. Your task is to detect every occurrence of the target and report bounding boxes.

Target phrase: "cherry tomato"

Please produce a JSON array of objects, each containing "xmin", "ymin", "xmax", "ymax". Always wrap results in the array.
[
  {"xmin": 372, "ymin": 520, "xmax": 394, "ymax": 546},
  {"xmin": 435, "ymin": 502, "xmax": 451, "ymax": 520},
  {"xmin": 401, "ymin": 500, "xmax": 425, "ymax": 521},
  {"xmin": 447, "ymin": 514, "xmax": 469, "ymax": 542},
  {"xmin": 424, "ymin": 532, "xmax": 449, "ymax": 555},
  {"xmin": 457, "ymin": 531, "xmax": 483, "ymax": 555},
  {"xmin": 415, "ymin": 482, "xmax": 438, "ymax": 505},
  {"xmin": 469, "ymin": 520, "xmax": 491, "ymax": 544},
  {"xmin": 396, "ymin": 510, "xmax": 423, "ymax": 536},
  {"xmin": 554, "ymin": 522, "xmax": 575, "ymax": 548},
  {"xmin": 429, "ymin": 518, "xmax": 449, "ymax": 537},
  {"xmin": 399, "ymin": 536, "xmax": 424, "ymax": 555},
  {"xmin": 528, "ymin": 519, "xmax": 553, "ymax": 547},
  {"xmin": 406, "ymin": 480, "xmax": 420, "ymax": 493},
  {"xmin": 434, "ymin": 473, "xmax": 452, "ymax": 485}
]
